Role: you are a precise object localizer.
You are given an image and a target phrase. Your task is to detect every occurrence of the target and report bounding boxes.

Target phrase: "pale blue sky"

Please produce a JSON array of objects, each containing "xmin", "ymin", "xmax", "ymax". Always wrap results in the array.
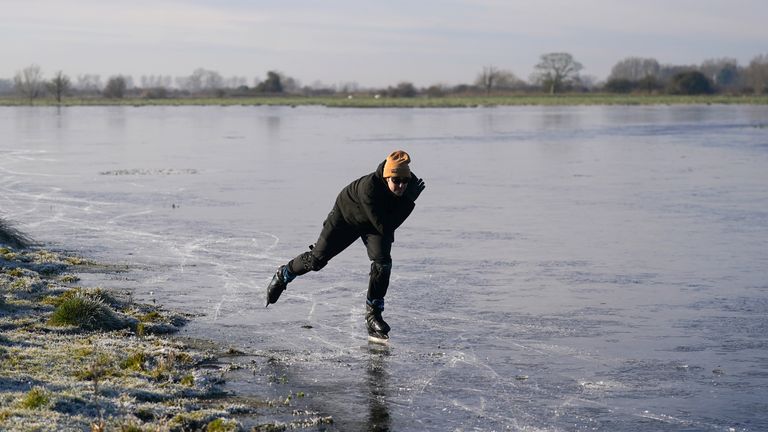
[{"xmin": 2, "ymin": 0, "xmax": 766, "ymax": 87}]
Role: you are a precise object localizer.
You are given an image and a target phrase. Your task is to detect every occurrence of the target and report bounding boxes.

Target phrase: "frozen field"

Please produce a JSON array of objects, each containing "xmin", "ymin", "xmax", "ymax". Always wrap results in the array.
[{"xmin": 1, "ymin": 105, "xmax": 767, "ymax": 431}]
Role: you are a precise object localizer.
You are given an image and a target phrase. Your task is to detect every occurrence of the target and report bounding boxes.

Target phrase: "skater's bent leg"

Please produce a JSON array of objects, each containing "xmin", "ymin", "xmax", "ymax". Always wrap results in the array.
[
  {"xmin": 364, "ymin": 234, "xmax": 392, "ymax": 337},
  {"xmin": 267, "ymin": 208, "xmax": 357, "ymax": 307},
  {"xmin": 367, "ymin": 261, "xmax": 392, "ymax": 301},
  {"xmin": 362, "ymin": 233, "xmax": 393, "ymax": 302},
  {"xmin": 286, "ymin": 213, "xmax": 359, "ymax": 278}
]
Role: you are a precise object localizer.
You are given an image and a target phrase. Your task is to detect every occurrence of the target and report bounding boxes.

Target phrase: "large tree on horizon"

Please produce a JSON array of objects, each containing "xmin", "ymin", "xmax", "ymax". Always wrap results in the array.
[
  {"xmin": 533, "ymin": 52, "xmax": 583, "ymax": 94},
  {"xmin": 103, "ymin": 76, "xmax": 127, "ymax": 98},
  {"xmin": 256, "ymin": 71, "xmax": 284, "ymax": 93}
]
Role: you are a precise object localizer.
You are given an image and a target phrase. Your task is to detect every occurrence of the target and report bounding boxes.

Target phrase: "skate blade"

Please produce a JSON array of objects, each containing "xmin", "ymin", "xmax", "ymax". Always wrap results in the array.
[{"xmin": 368, "ymin": 335, "xmax": 389, "ymax": 345}]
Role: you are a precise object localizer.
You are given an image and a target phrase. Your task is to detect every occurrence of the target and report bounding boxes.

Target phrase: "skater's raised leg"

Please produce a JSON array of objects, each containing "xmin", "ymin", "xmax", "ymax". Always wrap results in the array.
[
  {"xmin": 265, "ymin": 265, "xmax": 296, "ymax": 307},
  {"xmin": 265, "ymin": 208, "xmax": 357, "ymax": 307}
]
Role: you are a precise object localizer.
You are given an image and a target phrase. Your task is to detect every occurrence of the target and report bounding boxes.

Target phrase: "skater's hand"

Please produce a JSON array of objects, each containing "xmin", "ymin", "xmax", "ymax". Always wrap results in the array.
[{"xmin": 405, "ymin": 177, "xmax": 425, "ymax": 202}]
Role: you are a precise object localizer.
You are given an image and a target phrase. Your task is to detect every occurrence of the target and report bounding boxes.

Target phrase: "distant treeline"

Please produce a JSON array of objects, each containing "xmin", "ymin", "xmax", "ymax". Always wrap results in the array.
[{"xmin": 3, "ymin": 52, "xmax": 768, "ymax": 103}]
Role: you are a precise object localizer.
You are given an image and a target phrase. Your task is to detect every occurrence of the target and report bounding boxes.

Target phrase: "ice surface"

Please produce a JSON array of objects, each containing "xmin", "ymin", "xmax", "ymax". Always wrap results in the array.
[{"xmin": 1, "ymin": 105, "xmax": 767, "ymax": 431}]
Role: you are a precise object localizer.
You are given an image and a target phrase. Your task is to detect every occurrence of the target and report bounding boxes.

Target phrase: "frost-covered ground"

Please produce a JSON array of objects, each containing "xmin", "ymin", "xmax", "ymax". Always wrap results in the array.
[{"xmin": 1, "ymin": 105, "xmax": 767, "ymax": 431}]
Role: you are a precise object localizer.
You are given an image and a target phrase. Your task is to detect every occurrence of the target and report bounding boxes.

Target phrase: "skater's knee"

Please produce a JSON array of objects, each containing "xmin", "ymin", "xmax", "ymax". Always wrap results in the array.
[{"xmin": 370, "ymin": 261, "xmax": 391, "ymax": 277}]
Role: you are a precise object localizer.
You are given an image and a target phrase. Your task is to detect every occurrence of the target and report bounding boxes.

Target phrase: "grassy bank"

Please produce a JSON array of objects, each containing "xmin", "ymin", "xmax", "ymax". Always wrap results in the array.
[
  {"xmin": 0, "ymin": 245, "xmax": 330, "ymax": 431},
  {"xmin": 1, "ymin": 94, "xmax": 767, "ymax": 108}
]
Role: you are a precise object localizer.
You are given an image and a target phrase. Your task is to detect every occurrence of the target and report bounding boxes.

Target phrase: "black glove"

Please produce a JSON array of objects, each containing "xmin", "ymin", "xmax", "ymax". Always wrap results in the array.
[{"xmin": 405, "ymin": 177, "xmax": 425, "ymax": 202}]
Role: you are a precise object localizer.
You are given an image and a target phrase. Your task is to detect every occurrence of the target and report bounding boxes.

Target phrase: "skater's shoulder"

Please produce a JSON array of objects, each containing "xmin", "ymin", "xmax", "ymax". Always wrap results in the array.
[{"xmin": 346, "ymin": 170, "xmax": 380, "ymax": 193}]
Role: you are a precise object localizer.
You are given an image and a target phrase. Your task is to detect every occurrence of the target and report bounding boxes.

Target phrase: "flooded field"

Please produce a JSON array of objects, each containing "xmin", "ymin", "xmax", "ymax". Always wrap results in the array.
[{"xmin": 1, "ymin": 105, "xmax": 767, "ymax": 431}]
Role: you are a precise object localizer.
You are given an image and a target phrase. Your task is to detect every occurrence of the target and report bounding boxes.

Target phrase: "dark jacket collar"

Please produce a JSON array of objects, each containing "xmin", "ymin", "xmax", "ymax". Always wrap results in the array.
[{"xmin": 374, "ymin": 160, "xmax": 386, "ymax": 181}]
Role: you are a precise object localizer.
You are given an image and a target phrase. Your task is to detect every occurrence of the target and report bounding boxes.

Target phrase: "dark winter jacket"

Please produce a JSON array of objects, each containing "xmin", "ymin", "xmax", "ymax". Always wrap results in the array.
[{"xmin": 334, "ymin": 160, "xmax": 417, "ymax": 241}]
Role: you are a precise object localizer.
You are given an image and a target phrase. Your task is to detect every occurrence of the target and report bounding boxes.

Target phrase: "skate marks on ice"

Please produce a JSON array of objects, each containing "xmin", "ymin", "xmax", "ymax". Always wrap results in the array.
[
  {"xmin": 2, "ymin": 157, "xmax": 283, "ymax": 318},
  {"xmin": 205, "ymin": 259, "xmax": 764, "ymax": 432},
  {"xmin": 162, "ymin": 233, "xmax": 284, "ymax": 320},
  {"xmin": 258, "ymin": 296, "xmax": 743, "ymax": 430},
  {"xmin": 400, "ymin": 324, "xmax": 739, "ymax": 430},
  {"xmin": 213, "ymin": 265, "xmax": 753, "ymax": 431}
]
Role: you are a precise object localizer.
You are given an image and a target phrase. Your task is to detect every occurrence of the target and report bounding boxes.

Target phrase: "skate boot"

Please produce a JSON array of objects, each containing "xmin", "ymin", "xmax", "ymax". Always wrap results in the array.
[
  {"xmin": 366, "ymin": 300, "xmax": 390, "ymax": 343},
  {"xmin": 265, "ymin": 265, "xmax": 293, "ymax": 307}
]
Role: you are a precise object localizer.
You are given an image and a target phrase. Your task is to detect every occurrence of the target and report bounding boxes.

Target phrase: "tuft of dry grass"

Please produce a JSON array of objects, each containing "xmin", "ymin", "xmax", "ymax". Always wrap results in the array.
[
  {"xmin": 18, "ymin": 387, "xmax": 50, "ymax": 410},
  {"xmin": 48, "ymin": 292, "xmax": 127, "ymax": 331}
]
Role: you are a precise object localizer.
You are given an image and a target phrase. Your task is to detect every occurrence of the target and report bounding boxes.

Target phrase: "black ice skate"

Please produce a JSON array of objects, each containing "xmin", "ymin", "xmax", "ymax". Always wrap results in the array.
[
  {"xmin": 366, "ymin": 302, "xmax": 390, "ymax": 343},
  {"xmin": 265, "ymin": 266, "xmax": 289, "ymax": 307}
]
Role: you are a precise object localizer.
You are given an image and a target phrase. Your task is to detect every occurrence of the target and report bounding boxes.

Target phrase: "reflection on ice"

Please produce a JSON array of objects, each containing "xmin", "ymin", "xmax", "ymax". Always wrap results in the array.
[{"xmin": 366, "ymin": 345, "xmax": 391, "ymax": 432}]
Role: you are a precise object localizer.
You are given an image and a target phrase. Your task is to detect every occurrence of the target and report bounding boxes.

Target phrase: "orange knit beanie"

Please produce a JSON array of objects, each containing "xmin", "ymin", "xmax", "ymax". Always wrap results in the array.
[{"xmin": 383, "ymin": 150, "xmax": 411, "ymax": 178}]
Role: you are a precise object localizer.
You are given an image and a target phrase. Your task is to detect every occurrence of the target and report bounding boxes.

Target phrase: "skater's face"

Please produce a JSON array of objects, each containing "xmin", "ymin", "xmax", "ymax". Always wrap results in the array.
[{"xmin": 386, "ymin": 176, "xmax": 408, "ymax": 196}]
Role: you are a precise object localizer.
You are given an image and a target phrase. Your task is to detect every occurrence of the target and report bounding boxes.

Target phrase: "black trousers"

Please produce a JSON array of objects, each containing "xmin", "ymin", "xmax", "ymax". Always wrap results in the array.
[{"xmin": 287, "ymin": 206, "xmax": 392, "ymax": 300}]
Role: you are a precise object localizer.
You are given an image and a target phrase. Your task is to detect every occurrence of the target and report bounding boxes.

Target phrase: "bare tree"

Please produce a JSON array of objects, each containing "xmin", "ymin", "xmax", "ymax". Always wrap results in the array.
[
  {"xmin": 47, "ymin": 71, "xmax": 71, "ymax": 103},
  {"xmin": 14, "ymin": 64, "xmax": 45, "ymax": 103},
  {"xmin": 122, "ymin": 75, "xmax": 135, "ymax": 89},
  {"xmin": 75, "ymin": 74, "xmax": 103, "ymax": 95},
  {"xmin": 103, "ymin": 76, "xmax": 127, "ymax": 98},
  {"xmin": 494, "ymin": 70, "xmax": 524, "ymax": 90},
  {"xmin": 142, "ymin": 75, "xmax": 172, "ymax": 89},
  {"xmin": 336, "ymin": 81, "xmax": 360, "ymax": 93},
  {"xmin": 609, "ymin": 57, "xmax": 660, "ymax": 81},
  {"xmin": 175, "ymin": 76, "xmax": 190, "ymax": 91},
  {"xmin": 476, "ymin": 67, "xmax": 523, "ymax": 94},
  {"xmin": 279, "ymin": 73, "xmax": 301, "ymax": 94},
  {"xmin": 476, "ymin": 66, "xmax": 499, "ymax": 95},
  {"xmin": 177, "ymin": 68, "xmax": 224, "ymax": 94},
  {"xmin": 202, "ymin": 70, "xmax": 223, "ymax": 92},
  {"xmin": 180, "ymin": 70, "xmax": 202, "ymax": 92},
  {"xmin": 577, "ymin": 75, "xmax": 599, "ymax": 91},
  {"xmin": 223, "ymin": 76, "xmax": 247, "ymax": 89},
  {"xmin": 745, "ymin": 54, "xmax": 768, "ymax": 94},
  {"xmin": 533, "ymin": 53, "xmax": 583, "ymax": 94},
  {"xmin": 140, "ymin": 75, "xmax": 172, "ymax": 98}
]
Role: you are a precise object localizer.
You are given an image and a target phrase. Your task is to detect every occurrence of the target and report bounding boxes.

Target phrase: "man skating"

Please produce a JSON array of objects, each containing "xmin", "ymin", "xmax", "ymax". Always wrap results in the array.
[{"xmin": 265, "ymin": 150, "xmax": 425, "ymax": 342}]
